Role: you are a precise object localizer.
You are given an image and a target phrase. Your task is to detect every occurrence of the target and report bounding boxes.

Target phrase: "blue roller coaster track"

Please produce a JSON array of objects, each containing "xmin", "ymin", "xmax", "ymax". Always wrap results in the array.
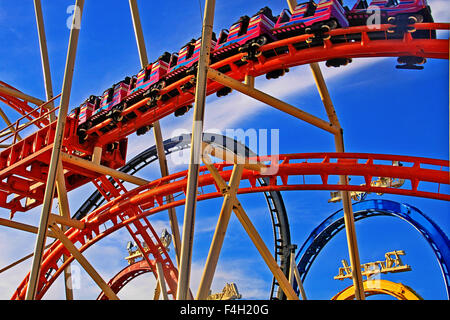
[{"xmin": 295, "ymin": 199, "xmax": 450, "ymax": 299}]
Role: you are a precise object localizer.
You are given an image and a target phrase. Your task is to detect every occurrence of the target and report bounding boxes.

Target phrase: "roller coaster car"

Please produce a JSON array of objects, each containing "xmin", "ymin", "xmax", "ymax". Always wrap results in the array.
[
  {"xmin": 385, "ymin": 0, "xmax": 435, "ymax": 39},
  {"xmin": 168, "ymin": 35, "xmax": 217, "ymax": 80},
  {"xmin": 126, "ymin": 52, "xmax": 171, "ymax": 104},
  {"xmin": 347, "ymin": 0, "xmax": 434, "ymax": 29},
  {"xmin": 92, "ymin": 77, "xmax": 131, "ymax": 126},
  {"xmin": 68, "ymin": 106, "xmax": 80, "ymax": 121},
  {"xmin": 76, "ymin": 95, "xmax": 100, "ymax": 143},
  {"xmin": 214, "ymin": 7, "xmax": 277, "ymax": 60},
  {"xmin": 272, "ymin": 0, "xmax": 349, "ymax": 40}
]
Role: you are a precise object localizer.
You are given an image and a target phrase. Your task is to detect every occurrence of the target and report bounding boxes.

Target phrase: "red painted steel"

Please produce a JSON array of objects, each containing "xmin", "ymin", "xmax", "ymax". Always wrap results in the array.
[
  {"xmin": 92, "ymin": 176, "xmax": 179, "ymax": 297},
  {"xmin": 97, "ymin": 260, "xmax": 153, "ymax": 300},
  {"xmin": 0, "ymin": 23, "xmax": 447, "ymax": 215}
]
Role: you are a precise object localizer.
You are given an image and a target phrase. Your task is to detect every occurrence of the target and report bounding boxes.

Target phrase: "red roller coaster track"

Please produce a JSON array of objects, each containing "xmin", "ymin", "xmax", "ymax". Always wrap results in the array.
[
  {"xmin": 11, "ymin": 152, "xmax": 449, "ymax": 299},
  {"xmin": 0, "ymin": 23, "xmax": 448, "ymax": 215}
]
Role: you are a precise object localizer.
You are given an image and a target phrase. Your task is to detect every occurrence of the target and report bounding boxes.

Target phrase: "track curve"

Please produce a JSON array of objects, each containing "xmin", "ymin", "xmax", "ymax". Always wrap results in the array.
[
  {"xmin": 74, "ymin": 133, "xmax": 291, "ymax": 300},
  {"xmin": 97, "ymin": 260, "xmax": 154, "ymax": 300},
  {"xmin": 295, "ymin": 199, "xmax": 450, "ymax": 299},
  {"xmin": 1, "ymin": 23, "xmax": 448, "ymax": 214},
  {"xmin": 331, "ymin": 279, "xmax": 423, "ymax": 300}
]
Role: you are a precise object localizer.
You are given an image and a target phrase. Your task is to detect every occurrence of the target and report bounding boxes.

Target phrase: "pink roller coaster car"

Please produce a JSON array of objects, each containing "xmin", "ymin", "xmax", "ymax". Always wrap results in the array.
[
  {"xmin": 92, "ymin": 77, "xmax": 131, "ymax": 126},
  {"xmin": 347, "ymin": 0, "xmax": 434, "ymax": 25},
  {"xmin": 214, "ymin": 7, "xmax": 277, "ymax": 59},
  {"xmin": 74, "ymin": 95, "xmax": 100, "ymax": 142},
  {"xmin": 126, "ymin": 52, "xmax": 171, "ymax": 105}
]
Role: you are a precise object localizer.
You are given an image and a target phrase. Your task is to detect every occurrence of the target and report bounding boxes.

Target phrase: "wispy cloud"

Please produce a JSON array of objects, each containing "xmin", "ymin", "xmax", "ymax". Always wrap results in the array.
[{"xmin": 126, "ymin": 57, "xmax": 384, "ymax": 163}]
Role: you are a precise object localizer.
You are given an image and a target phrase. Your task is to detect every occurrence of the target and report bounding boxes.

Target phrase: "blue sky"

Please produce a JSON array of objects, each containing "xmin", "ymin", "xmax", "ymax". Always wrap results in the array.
[{"xmin": 0, "ymin": 0, "xmax": 448, "ymax": 300}]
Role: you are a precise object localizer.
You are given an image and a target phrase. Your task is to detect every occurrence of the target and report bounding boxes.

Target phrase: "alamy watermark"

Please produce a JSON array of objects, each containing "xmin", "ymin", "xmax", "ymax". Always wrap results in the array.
[
  {"xmin": 168, "ymin": 125, "xmax": 280, "ymax": 175},
  {"xmin": 366, "ymin": 6, "xmax": 382, "ymax": 30}
]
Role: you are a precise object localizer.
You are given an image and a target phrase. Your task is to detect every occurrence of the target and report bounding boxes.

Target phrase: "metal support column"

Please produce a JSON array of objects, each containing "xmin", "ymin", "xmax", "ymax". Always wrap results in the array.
[
  {"xmin": 156, "ymin": 262, "xmax": 169, "ymax": 300},
  {"xmin": 55, "ymin": 162, "xmax": 74, "ymax": 300},
  {"xmin": 25, "ymin": 0, "xmax": 84, "ymax": 300},
  {"xmin": 176, "ymin": 0, "xmax": 216, "ymax": 300},
  {"xmin": 0, "ymin": 84, "xmax": 45, "ymax": 106},
  {"xmin": 196, "ymin": 164, "xmax": 244, "ymax": 300},
  {"xmin": 288, "ymin": 246, "xmax": 307, "ymax": 300},
  {"xmin": 61, "ymin": 152, "xmax": 149, "ymax": 186},
  {"xmin": 309, "ymin": 62, "xmax": 365, "ymax": 300},
  {"xmin": 34, "ymin": 0, "xmax": 74, "ymax": 298},
  {"xmin": 128, "ymin": 0, "xmax": 181, "ymax": 266},
  {"xmin": 33, "ymin": 0, "xmax": 55, "ymax": 121},
  {"xmin": 48, "ymin": 222, "xmax": 119, "ymax": 300}
]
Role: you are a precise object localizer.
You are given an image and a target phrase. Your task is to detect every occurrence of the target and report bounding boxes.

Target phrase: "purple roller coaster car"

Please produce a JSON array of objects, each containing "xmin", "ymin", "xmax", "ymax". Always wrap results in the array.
[{"xmin": 214, "ymin": 7, "xmax": 277, "ymax": 57}]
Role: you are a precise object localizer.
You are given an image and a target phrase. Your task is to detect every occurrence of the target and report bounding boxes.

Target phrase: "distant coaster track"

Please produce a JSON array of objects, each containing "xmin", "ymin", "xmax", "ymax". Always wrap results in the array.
[
  {"xmin": 331, "ymin": 279, "xmax": 423, "ymax": 300},
  {"xmin": 294, "ymin": 199, "xmax": 450, "ymax": 299}
]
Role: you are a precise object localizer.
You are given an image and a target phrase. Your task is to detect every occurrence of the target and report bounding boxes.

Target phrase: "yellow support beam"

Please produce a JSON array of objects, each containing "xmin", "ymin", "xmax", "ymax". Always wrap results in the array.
[
  {"xmin": 289, "ymin": 249, "xmax": 307, "ymax": 300},
  {"xmin": 287, "ymin": 0, "xmax": 297, "ymax": 12},
  {"xmin": 0, "ymin": 244, "xmax": 52, "ymax": 275},
  {"xmin": 0, "ymin": 107, "xmax": 22, "ymax": 141},
  {"xmin": 207, "ymin": 68, "xmax": 339, "ymax": 135},
  {"xmin": 26, "ymin": 0, "xmax": 85, "ymax": 300},
  {"xmin": 155, "ymin": 262, "xmax": 169, "ymax": 300},
  {"xmin": 177, "ymin": 0, "xmax": 216, "ymax": 300},
  {"xmin": 201, "ymin": 155, "xmax": 299, "ymax": 300},
  {"xmin": 128, "ymin": 0, "xmax": 181, "ymax": 267},
  {"xmin": 48, "ymin": 221, "xmax": 119, "ymax": 300},
  {"xmin": 49, "ymin": 213, "xmax": 85, "ymax": 230},
  {"xmin": 309, "ymin": 62, "xmax": 365, "ymax": 300},
  {"xmin": 0, "ymin": 217, "xmax": 56, "ymax": 238},
  {"xmin": 33, "ymin": 0, "xmax": 56, "ymax": 121},
  {"xmin": 0, "ymin": 84, "xmax": 45, "ymax": 107},
  {"xmin": 196, "ymin": 164, "xmax": 244, "ymax": 300}
]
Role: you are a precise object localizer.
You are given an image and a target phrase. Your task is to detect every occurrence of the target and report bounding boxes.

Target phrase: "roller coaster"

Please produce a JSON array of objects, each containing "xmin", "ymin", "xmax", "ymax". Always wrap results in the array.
[{"xmin": 0, "ymin": 0, "xmax": 448, "ymax": 301}]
